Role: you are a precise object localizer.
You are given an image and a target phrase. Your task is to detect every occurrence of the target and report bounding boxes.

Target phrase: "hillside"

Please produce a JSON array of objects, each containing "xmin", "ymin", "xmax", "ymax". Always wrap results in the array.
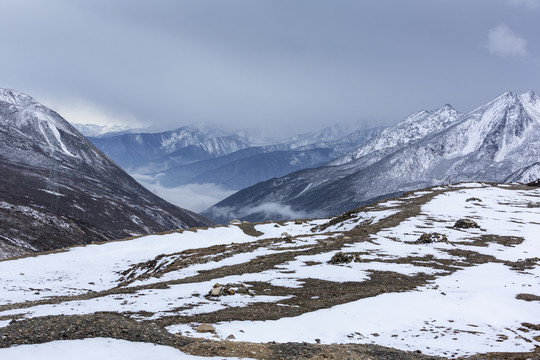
[
  {"xmin": 0, "ymin": 89, "xmax": 212, "ymax": 259},
  {"xmin": 0, "ymin": 182, "xmax": 538, "ymax": 359}
]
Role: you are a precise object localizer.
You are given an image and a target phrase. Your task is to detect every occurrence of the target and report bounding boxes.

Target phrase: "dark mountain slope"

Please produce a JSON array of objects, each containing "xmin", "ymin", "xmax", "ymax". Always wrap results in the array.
[{"xmin": 0, "ymin": 89, "xmax": 212, "ymax": 259}]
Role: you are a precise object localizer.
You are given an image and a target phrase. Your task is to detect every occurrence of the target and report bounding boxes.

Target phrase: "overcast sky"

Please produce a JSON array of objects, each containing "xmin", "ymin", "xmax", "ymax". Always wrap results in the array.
[{"xmin": 0, "ymin": 0, "xmax": 538, "ymax": 134}]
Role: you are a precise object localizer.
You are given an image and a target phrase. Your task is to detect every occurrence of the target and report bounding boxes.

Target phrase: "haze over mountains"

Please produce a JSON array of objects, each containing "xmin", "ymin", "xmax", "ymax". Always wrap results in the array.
[
  {"xmin": 0, "ymin": 89, "xmax": 211, "ymax": 259},
  {"xmin": 205, "ymin": 91, "xmax": 540, "ymax": 223},
  {"xmin": 83, "ymin": 122, "xmax": 385, "ymax": 203}
]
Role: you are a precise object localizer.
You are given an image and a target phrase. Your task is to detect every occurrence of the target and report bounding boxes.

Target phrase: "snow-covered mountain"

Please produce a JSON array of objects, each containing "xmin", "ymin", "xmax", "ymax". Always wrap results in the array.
[
  {"xmin": 330, "ymin": 104, "xmax": 462, "ymax": 166},
  {"xmin": 205, "ymin": 91, "xmax": 540, "ymax": 223},
  {"xmin": 86, "ymin": 122, "xmax": 384, "ymax": 192},
  {"xmin": 88, "ymin": 123, "xmax": 253, "ymax": 173},
  {"xmin": 71, "ymin": 123, "xmax": 145, "ymax": 138},
  {"xmin": 0, "ymin": 183, "xmax": 538, "ymax": 358},
  {"xmin": 151, "ymin": 126, "xmax": 384, "ymax": 191},
  {"xmin": 0, "ymin": 88, "xmax": 212, "ymax": 259}
]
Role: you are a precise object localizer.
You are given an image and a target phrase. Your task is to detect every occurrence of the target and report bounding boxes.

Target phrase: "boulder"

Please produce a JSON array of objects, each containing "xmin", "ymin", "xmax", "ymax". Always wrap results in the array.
[
  {"xmin": 453, "ymin": 219, "xmax": 480, "ymax": 229},
  {"xmin": 196, "ymin": 323, "xmax": 216, "ymax": 334},
  {"xmin": 415, "ymin": 232, "xmax": 448, "ymax": 244}
]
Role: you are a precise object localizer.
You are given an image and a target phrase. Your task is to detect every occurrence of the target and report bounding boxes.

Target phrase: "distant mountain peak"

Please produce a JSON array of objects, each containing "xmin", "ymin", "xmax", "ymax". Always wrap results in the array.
[{"xmin": 205, "ymin": 90, "xmax": 540, "ymax": 224}]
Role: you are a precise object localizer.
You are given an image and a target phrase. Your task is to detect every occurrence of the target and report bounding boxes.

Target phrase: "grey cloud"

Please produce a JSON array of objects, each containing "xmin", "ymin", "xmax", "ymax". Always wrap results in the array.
[{"xmin": 0, "ymin": 0, "xmax": 538, "ymax": 134}]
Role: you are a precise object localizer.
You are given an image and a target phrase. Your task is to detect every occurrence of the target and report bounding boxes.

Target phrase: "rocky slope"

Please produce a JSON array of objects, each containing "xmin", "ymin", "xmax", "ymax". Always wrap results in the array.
[
  {"xmin": 0, "ymin": 182, "xmax": 538, "ymax": 359},
  {"xmin": 205, "ymin": 91, "xmax": 540, "ymax": 223},
  {"xmin": 0, "ymin": 89, "xmax": 212, "ymax": 259}
]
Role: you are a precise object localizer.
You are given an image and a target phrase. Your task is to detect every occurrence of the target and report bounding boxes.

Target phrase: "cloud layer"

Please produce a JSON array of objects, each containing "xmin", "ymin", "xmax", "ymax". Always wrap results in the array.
[
  {"xmin": 133, "ymin": 176, "xmax": 236, "ymax": 213},
  {"xmin": 0, "ymin": 1, "xmax": 538, "ymax": 134}
]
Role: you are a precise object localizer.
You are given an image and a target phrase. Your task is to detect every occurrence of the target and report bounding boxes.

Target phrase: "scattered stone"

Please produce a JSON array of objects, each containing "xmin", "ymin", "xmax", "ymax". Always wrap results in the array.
[
  {"xmin": 236, "ymin": 285, "xmax": 251, "ymax": 295},
  {"xmin": 328, "ymin": 252, "xmax": 361, "ymax": 264},
  {"xmin": 315, "ymin": 338, "xmax": 321, "ymax": 344},
  {"xmin": 466, "ymin": 197, "xmax": 482, "ymax": 202},
  {"xmin": 516, "ymin": 293, "xmax": 540, "ymax": 302},
  {"xmin": 522, "ymin": 323, "xmax": 540, "ymax": 331},
  {"xmin": 226, "ymin": 334, "xmax": 236, "ymax": 340},
  {"xmin": 208, "ymin": 283, "xmax": 251, "ymax": 297},
  {"xmin": 505, "ymin": 257, "xmax": 540, "ymax": 271},
  {"xmin": 453, "ymin": 219, "xmax": 480, "ymax": 229},
  {"xmin": 527, "ymin": 202, "xmax": 540, "ymax": 208},
  {"xmin": 196, "ymin": 323, "xmax": 216, "ymax": 334},
  {"xmin": 415, "ymin": 232, "xmax": 448, "ymax": 244},
  {"xmin": 209, "ymin": 283, "xmax": 223, "ymax": 297},
  {"xmin": 294, "ymin": 220, "xmax": 303, "ymax": 225}
]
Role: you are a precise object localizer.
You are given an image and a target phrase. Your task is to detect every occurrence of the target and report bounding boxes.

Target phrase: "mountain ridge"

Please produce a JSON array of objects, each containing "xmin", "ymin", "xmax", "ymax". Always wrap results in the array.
[
  {"xmin": 0, "ymin": 88, "xmax": 212, "ymax": 259},
  {"xmin": 204, "ymin": 91, "xmax": 540, "ymax": 223}
]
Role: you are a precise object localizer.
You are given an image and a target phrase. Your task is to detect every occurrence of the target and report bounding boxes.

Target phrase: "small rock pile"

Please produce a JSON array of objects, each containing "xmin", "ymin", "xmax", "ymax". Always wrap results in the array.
[
  {"xmin": 328, "ymin": 252, "xmax": 361, "ymax": 264},
  {"xmin": 415, "ymin": 232, "xmax": 448, "ymax": 244},
  {"xmin": 207, "ymin": 283, "xmax": 251, "ymax": 297},
  {"xmin": 453, "ymin": 219, "xmax": 480, "ymax": 229}
]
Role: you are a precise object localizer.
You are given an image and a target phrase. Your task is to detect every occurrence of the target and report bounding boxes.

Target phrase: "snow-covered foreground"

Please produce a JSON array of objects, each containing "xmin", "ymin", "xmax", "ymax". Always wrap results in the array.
[
  {"xmin": 0, "ymin": 338, "xmax": 254, "ymax": 360},
  {"xmin": 0, "ymin": 183, "xmax": 539, "ymax": 358}
]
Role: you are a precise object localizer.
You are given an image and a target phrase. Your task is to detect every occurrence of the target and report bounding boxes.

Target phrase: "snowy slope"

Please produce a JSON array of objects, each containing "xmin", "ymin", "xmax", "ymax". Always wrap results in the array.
[
  {"xmin": 0, "ymin": 183, "xmax": 538, "ymax": 358},
  {"xmin": 205, "ymin": 91, "xmax": 540, "ymax": 223},
  {"xmin": 0, "ymin": 88, "xmax": 211, "ymax": 259},
  {"xmin": 330, "ymin": 104, "xmax": 462, "ymax": 166}
]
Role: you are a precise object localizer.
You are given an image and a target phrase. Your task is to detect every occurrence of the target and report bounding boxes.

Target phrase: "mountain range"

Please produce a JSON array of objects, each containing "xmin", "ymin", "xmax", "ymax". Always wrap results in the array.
[
  {"xmin": 204, "ymin": 91, "xmax": 540, "ymax": 223},
  {"xmin": 86, "ymin": 122, "xmax": 384, "ymax": 191},
  {"xmin": 0, "ymin": 89, "xmax": 211, "ymax": 259}
]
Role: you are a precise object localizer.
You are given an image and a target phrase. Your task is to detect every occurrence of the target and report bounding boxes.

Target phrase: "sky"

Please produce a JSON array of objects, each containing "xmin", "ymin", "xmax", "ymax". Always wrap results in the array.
[{"xmin": 0, "ymin": 0, "xmax": 539, "ymax": 135}]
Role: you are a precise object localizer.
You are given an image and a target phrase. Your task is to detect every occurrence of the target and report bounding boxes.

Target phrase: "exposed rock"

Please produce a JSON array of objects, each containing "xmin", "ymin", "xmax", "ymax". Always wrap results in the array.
[
  {"xmin": 466, "ymin": 197, "xmax": 482, "ymax": 202},
  {"xmin": 453, "ymin": 219, "xmax": 480, "ymax": 229},
  {"xmin": 515, "ymin": 293, "xmax": 540, "ymax": 302},
  {"xmin": 505, "ymin": 257, "xmax": 540, "ymax": 271},
  {"xmin": 209, "ymin": 284, "xmax": 223, "ymax": 297},
  {"xmin": 208, "ymin": 283, "xmax": 250, "ymax": 297},
  {"xmin": 328, "ymin": 252, "xmax": 361, "ymax": 264},
  {"xmin": 415, "ymin": 232, "xmax": 448, "ymax": 244},
  {"xmin": 229, "ymin": 219, "xmax": 242, "ymax": 225},
  {"xmin": 526, "ymin": 178, "xmax": 540, "ymax": 187},
  {"xmin": 196, "ymin": 323, "xmax": 216, "ymax": 334}
]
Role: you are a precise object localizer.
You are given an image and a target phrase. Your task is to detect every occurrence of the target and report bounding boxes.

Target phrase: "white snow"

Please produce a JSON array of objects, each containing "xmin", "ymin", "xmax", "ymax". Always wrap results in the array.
[
  {"xmin": 207, "ymin": 263, "xmax": 539, "ymax": 357},
  {"xmin": 0, "ymin": 338, "xmax": 254, "ymax": 360}
]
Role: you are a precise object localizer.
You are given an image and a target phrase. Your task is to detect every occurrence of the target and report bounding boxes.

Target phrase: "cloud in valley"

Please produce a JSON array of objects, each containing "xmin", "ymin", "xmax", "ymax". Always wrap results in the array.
[
  {"xmin": 133, "ymin": 175, "xmax": 235, "ymax": 213},
  {"xmin": 206, "ymin": 202, "xmax": 322, "ymax": 223}
]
